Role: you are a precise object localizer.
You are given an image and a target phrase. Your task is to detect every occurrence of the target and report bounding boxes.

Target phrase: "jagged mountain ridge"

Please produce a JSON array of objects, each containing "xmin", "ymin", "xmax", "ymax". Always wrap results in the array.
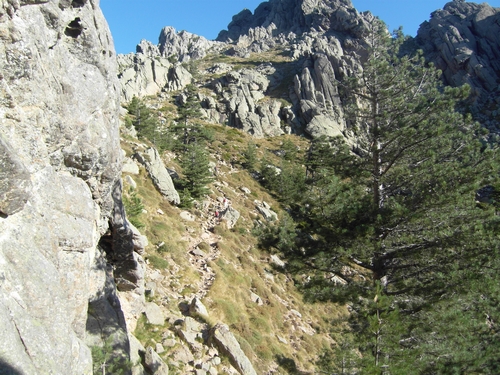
[
  {"xmin": 118, "ymin": 0, "xmax": 500, "ymax": 138},
  {"xmin": 216, "ymin": 0, "xmax": 367, "ymax": 42},
  {"xmin": 417, "ymin": 0, "xmax": 500, "ymax": 132}
]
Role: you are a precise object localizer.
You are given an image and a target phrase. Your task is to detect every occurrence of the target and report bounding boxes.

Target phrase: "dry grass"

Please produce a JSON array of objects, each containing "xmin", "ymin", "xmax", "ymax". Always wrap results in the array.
[{"xmin": 121, "ymin": 97, "xmax": 347, "ymax": 373}]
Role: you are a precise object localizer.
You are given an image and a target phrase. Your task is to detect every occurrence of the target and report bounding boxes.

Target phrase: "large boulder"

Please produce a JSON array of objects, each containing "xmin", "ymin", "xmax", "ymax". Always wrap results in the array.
[
  {"xmin": 209, "ymin": 323, "xmax": 257, "ymax": 375},
  {"xmin": 222, "ymin": 207, "xmax": 241, "ymax": 229},
  {"xmin": 134, "ymin": 147, "xmax": 180, "ymax": 205},
  {"xmin": 144, "ymin": 346, "xmax": 169, "ymax": 375},
  {"xmin": 144, "ymin": 302, "xmax": 165, "ymax": 325}
]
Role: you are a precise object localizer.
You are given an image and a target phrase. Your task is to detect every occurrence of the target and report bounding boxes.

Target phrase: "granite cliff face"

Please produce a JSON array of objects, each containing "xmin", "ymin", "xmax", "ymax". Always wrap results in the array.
[
  {"xmin": 0, "ymin": 0, "xmax": 141, "ymax": 373},
  {"xmin": 416, "ymin": 0, "xmax": 500, "ymax": 132}
]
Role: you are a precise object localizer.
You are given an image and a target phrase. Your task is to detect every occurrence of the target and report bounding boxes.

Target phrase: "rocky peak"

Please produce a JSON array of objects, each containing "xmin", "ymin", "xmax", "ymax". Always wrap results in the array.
[
  {"xmin": 159, "ymin": 26, "xmax": 225, "ymax": 62},
  {"xmin": 216, "ymin": 0, "xmax": 369, "ymax": 44},
  {"xmin": 416, "ymin": 0, "xmax": 500, "ymax": 132}
]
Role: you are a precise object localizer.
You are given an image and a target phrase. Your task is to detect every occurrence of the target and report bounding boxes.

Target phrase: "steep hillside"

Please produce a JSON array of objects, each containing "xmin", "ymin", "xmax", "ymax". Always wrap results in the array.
[
  {"xmin": 113, "ymin": 1, "xmax": 500, "ymax": 373},
  {"xmin": 118, "ymin": 97, "xmax": 345, "ymax": 373}
]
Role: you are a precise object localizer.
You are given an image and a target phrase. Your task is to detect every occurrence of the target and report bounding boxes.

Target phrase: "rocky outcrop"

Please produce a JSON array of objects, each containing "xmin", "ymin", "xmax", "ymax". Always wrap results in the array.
[
  {"xmin": 416, "ymin": 0, "xmax": 500, "ymax": 132},
  {"xmin": 214, "ymin": 67, "xmax": 284, "ymax": 138},
  {"xmin": 166, "ymin": 64, "xmax": 192, "ymax": 91},
  {"xmin": 209, "ymin": 323, "xmax": 257, "ymax": 375},
  {"xmin": 217, "ymin": 0, "xmax": 370, "ymax": 49},
  {"xmin": 291, "ymin": 52, "xmax": 348, "ymax": 138},
  {"xmin": 134, "ymin": 147, "xmax": 181, "ymax": 205},
  {"xmin": 159, "ymin": 26, "xmax": 225, "ymax": 62},
  {"xmin": 0, "ymin": 0, "xmax": 139, "ymax": 373},
  {"xmin": 118, "ymin": 51, "xmax": 172, "ymax": 102},
  {"xmin": 117, "ymin": 27, "xmax": 225, "ymax": 101}
]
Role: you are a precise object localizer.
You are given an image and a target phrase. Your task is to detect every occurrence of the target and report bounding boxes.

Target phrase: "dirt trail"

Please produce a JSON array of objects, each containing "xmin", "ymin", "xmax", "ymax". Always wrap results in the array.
[{"xmin": 184, "ymin": 187, "xmax": 231, "ymax": 301}]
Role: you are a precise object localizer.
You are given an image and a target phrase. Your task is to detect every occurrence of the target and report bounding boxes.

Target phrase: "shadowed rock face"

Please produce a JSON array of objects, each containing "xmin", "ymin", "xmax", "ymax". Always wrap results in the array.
[
  {"xmin": 416, "ymin": 0, "xmax": 500, "ymax": 132},
  {"xmin": 0, "ymin": 0, "xmax": 137, "ymax": 373}
]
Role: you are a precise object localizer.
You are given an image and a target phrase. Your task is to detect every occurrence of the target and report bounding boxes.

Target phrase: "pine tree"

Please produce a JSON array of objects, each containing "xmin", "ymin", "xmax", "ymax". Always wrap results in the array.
[
  {"xmin": 243, "ymin": 141, "xmax": 258, "ymax": 172},
  {"xmin": 295, "ymin": 19, "xmax": 500, "ymax": 372},
  {"xmin": 169, "ymin": 84, "xmax": 213, "ymax": 150},
  {"xmin": 126, "ymin": 96, "xmax": 159, "ymax": 141},
  {"xmin": 178, "ymin": 143, "xmax": 213, "ymax": 199}
]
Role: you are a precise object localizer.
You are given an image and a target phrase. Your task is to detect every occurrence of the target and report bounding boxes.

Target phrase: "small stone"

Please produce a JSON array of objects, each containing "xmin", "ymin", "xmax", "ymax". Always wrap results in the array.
[
  {"xmin": 208, "ymin": 347, "xmax": 219, "ymax": 357},
  {"xmin": 250, "ymin": 292, "xmax": 264, "ymax": 306},
  {"xmin": 156, "ymin": 343, "xmax": 165, "ymax": 354},
  {"xmin": 290, "ymin": 309, "xmax": 302, "ymax": 318},
  {"xmin": 157, "ymin": 208, "xmax": 165, "ymax": 215},
  {"xmin": 145, "ymin": 282, "xmax": 157, "ymax": 297},
  {"xmin": 180, "ymin": 211, "xmax": 196, "ymax": 221},
  {"xmin": 270, "ymin": 254, "xmax": 285, "ymax": 268},
  {"xmin": 191, "ymin": 248, "xmax": 207, "ymax": 257},
  {"xmin": 125, "ymin": 175, "xmax": 137, "ymax": 189},
  {"xmin": 202, "ymin": 362, "xmax": 211, "ymax": 371},
  {"xmin": 163, "ymin": 338, "xmax": 177, "ymax": 347},
  {"xmin": 211, "ymin": 356, "xmax": 221, "ymax": 366},
  {"xmin": 240, "ymin": 186, "xmax": 251, "ymax": 194},
  {"xmin": 277, "ymin": 335, "xmax": 288, "ymax": 344}
]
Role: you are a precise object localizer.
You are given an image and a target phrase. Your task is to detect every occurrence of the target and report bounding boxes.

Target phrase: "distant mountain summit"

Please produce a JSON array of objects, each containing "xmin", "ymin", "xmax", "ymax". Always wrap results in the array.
[{"xmin": 217, "ymin": 0, "xmax": 366, "ymax": 42}]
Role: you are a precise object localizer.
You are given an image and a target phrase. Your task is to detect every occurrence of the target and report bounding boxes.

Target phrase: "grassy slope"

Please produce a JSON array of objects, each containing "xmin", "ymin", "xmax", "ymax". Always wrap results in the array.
[
  {"xmin": 120, "ymin": 49, "xmax": 347, "ymax": 374},
  {"xmin": 122, "ymin": 128, "xmax": 348, "ymax": 374}
]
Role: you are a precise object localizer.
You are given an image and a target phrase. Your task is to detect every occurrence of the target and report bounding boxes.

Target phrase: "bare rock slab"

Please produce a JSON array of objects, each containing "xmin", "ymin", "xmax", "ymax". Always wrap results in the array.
[
  {"xmin": 209, "ymin": 323, "xmax": 257, "ymax": 375},
  {"xmin": 134, "ymin": 147, "xmax": 180, "ymax": 205},
  {"xmin": 145, "ymin": 346, "xmax": 169, "ymax": 375},
  {"xmin": 145, "ymin": 302, "xmax": 165, "ymax": 325}
]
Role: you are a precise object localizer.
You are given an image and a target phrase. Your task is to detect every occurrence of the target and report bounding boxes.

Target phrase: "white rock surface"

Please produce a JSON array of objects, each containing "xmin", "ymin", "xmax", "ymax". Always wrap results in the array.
[
  {"xmin": 0, "ymin": 0, "xmax": 138, "ymax": 373},
  {"xmin": 134, "ymin": 147, "xmax": 180, "ymax": 205},
  {"xmin": 145, "ymin": 302, "xmax": 165, "ymax": 325}
]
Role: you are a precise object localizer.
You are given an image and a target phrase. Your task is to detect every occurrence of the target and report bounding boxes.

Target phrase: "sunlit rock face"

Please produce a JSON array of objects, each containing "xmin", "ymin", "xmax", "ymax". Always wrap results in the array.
[
  {"xmin": 0, "ymin": 0, "xmax": 138, "ymax": 373},
  {"xmin": 417, "ymin": 0, "xmax": 500, "ymax": 133}
]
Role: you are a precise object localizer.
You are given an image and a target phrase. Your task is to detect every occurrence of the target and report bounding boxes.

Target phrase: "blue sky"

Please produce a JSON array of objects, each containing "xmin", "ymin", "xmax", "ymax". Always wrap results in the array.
[{"xmin": 100, "ymin": 0, "xmax": 500, "ymax": 54}]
